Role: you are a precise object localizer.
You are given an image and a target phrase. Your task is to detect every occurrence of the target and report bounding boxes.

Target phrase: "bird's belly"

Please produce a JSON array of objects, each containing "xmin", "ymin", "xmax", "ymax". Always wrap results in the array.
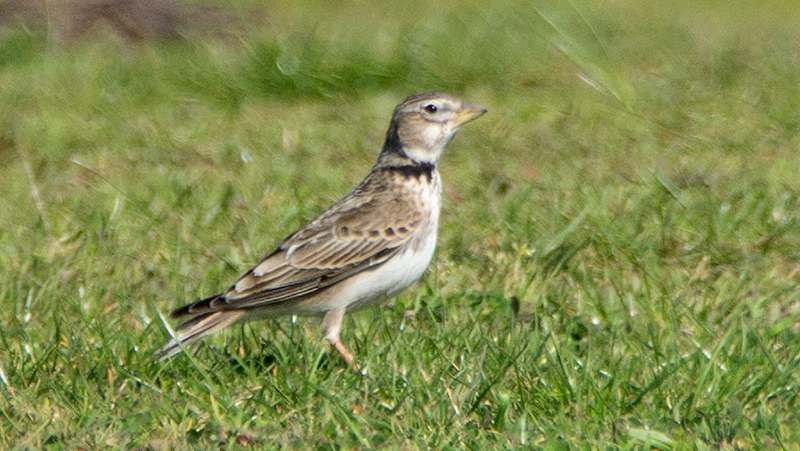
[
  {"xmin": 296, "ymin": 228, "xmax": 438, "ymax": 315},
  {"xmin": 348, "ymin": 232, "xmax": 438, "ymax": 311}
]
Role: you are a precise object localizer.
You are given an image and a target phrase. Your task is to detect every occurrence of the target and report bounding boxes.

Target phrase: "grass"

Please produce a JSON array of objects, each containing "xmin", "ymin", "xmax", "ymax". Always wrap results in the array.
[{"xmin": 2, "ymin": 0, "xmax": 800, "ymax": 448}]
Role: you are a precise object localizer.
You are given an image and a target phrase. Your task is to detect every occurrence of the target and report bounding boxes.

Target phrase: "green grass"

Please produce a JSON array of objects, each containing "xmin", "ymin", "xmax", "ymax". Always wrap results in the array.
[{"xmin": 2, "ymin": 0, "xmax": 800, "ymax": 448}]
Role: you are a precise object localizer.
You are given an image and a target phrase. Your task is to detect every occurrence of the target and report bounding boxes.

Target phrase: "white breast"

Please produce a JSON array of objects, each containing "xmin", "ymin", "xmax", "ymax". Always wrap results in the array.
[
  {"xmin": 314, "ymin": 171, "xmax": 442, "ymax": 313},
  {"xmin": 355, "ymin": 224, "xmax": 438, "ymax": 303}
]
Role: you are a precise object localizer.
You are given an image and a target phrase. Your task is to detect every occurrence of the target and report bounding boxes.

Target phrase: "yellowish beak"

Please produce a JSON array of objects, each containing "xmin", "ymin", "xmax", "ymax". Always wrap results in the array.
[{"xmin": 454, "ymin": 103, "xmax": 488, "ymax": 127}]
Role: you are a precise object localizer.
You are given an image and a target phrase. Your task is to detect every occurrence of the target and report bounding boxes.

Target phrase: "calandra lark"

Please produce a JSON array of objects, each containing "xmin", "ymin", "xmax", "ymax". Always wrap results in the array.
[{"xmin": 159, "ymin": 92, "xmax": 486, "ymax": 364}]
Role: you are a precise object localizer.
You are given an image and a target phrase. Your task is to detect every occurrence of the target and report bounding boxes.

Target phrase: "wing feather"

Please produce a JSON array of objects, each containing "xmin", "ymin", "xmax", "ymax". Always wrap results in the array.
[{"xmin": 184, "ymin": 172, "xmax": 424, "ymax": 313}]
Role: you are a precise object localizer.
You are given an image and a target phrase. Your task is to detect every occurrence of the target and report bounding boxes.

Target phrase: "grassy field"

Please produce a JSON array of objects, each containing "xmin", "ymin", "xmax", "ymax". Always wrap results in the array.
[{"xmin": 2, "ymin": 0, "xmax": 800, "ymax": 448}]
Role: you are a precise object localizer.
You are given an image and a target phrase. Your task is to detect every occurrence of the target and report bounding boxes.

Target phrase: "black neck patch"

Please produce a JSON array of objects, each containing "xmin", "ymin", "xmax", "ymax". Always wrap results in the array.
[
  {"xmin": 379, "ymin": 119, "xmax": 436, "ymax": 180},
  {"xmin": 384, "ymin": 162, "xmax": 435, "ymax": 180}
]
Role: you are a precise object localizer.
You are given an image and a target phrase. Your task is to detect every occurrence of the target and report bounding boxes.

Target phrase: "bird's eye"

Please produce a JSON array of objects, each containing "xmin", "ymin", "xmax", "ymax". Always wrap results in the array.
[{"xmin": 423, "ymin": 104, "xmax": 438, "ymax": 113}]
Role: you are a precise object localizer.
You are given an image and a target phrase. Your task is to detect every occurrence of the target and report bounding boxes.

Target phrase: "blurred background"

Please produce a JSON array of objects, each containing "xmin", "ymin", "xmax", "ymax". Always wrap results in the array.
[{"xmin": 3, "ymin": 0, "xmax": 800, "ymax": 448}]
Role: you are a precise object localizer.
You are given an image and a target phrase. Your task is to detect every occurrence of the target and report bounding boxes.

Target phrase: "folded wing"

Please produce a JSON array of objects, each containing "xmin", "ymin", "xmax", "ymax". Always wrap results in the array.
[{"xmin": 170, "ymin": 181, "xmax": 420, "ymax": 317}]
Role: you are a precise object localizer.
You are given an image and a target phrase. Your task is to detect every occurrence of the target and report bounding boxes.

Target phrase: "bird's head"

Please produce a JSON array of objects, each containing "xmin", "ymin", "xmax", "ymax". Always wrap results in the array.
[{"xmin": 382, "ymin": 92, "xmax": 487, "ymax": 165}]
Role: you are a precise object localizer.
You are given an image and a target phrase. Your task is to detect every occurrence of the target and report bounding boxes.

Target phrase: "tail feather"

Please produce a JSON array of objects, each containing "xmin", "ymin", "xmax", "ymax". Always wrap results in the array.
[
  {"xmin": 158, "ymin": 310, "xmax": 247, "ymax": 360},
  {"xmin": 169, "ymin": 293, "xmax": 222, "ymax": 319}
]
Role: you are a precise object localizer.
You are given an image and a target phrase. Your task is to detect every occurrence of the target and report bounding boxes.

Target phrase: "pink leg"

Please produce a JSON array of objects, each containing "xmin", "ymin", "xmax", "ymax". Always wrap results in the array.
[
  {"xmin": 331, "ymin": 339, "xmax": 355, "ymax": 366},
  {"xmin": 322, "ymin": 308, "xmax": 355, "ymax": 365}
]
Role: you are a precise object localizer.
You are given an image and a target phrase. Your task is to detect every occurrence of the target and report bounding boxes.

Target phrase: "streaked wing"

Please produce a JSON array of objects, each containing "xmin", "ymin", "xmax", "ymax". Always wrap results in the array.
[{"xmin": 183, "ymin": 176, "xmax": 421, "ymax": 314}]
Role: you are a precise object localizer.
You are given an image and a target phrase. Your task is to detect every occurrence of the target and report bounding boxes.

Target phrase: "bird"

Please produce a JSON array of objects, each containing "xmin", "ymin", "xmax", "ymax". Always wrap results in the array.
[{"xmin": 158, "ymin": 92, "xmax": 487, "ymax": 365}]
